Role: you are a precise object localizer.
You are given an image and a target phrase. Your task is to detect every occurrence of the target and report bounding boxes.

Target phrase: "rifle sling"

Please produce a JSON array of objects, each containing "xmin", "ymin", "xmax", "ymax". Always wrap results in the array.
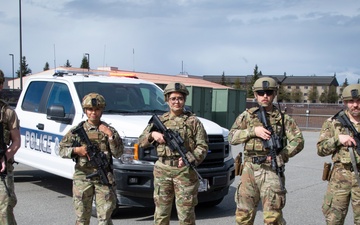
[{"xmin": 349, "ymin": 147, "xmax": 360, "ymax": 187}]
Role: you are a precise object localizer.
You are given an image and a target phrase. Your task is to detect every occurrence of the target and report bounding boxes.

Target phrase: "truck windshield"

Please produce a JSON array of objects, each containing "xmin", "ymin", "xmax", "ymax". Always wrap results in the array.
[{"xmin": 74, "ymin": 82, "xmax": 168, "ymax": 114}]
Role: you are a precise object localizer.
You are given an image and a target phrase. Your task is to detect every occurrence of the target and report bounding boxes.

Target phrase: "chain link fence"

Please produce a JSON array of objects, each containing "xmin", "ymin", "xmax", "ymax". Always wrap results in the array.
[{"xmin": 246, "ymin": 102, "xmax": 344, "ymax": 130}]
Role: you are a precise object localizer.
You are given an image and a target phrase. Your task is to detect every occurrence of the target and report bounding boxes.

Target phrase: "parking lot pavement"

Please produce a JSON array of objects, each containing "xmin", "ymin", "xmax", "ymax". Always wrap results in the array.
[{"xmin": 13, "ymin": 131, "xmax": 354, "ymax": 225}]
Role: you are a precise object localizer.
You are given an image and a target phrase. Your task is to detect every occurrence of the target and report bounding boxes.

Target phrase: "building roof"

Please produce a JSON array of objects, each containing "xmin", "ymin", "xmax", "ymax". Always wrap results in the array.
[{"xmin": 203, "ymin": 74, "xmax": 339, "ymax": 86}]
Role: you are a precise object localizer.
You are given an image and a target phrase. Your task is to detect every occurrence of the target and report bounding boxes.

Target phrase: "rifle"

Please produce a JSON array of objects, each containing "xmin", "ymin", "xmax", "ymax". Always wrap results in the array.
[
  {"xmin": 257, "ymin": 105, "xmax": 285, "ymax": 191},
  {"xmin": 335, "ymin": 110, "xmax": 360, "ymax": 155},
  {"xmin": 149, "ymin": 114, "xmax": 204, "ymax": 182},
  {"xmin": 0, "ymin": 123, "xmax": 11, "ymax": 197},
  {"xmin": 72, "ymin": 122, "xmax": 111, "ymax": 186}
]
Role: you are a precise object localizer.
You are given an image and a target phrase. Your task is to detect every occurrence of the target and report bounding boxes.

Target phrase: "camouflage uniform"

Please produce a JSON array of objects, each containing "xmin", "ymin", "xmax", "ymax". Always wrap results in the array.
[
  {"xmin": 59, "ymin": 120, "xmax": 123, "ymax": 225},
  {"xmin": 138, "ymin": 111, "xmax": 208, "ymax": 225},
  {"xmin": 0, "ymin": 101, "xmax": 19, "ymax": 225},
  {"xmin": 0, "ymin": 69, "xmax": 20, "ymax": 225},
  {"xmin": 317, "ymin": 109, "xmax": 360, "ymax": 225},
  {"xmin": 229, "ymin": 106, "xmax": 304, "ymax": 225}
]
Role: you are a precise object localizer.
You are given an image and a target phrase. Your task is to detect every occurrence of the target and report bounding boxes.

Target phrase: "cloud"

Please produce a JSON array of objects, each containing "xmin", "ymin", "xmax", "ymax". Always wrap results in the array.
[{"xmin": 0, "ymin": 0, "xmax": 359, "ymax": 85}]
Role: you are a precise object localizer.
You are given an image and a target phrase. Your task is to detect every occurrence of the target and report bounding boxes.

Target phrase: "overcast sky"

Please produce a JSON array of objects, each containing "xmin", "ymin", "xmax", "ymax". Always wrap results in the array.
[{"xmin": 1, "ymin": 0, "xmax": 359, "ymax": 84}]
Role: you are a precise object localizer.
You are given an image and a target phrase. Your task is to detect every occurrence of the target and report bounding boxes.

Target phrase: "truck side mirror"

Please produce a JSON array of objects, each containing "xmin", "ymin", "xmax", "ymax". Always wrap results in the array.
[{"xmin": 46, "ymin": 105, "xmax": 73, "ymax": 124}]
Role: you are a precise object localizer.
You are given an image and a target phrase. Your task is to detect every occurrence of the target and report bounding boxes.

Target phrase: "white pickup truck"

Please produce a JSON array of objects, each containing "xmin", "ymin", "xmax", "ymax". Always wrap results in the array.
[{"xmin": 15, "ymin": 68, "xmax": 235, "ymax": 210}]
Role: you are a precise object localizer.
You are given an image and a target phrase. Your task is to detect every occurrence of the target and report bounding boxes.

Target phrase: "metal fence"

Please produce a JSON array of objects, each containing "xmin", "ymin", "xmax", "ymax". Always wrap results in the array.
[{"xmin": 246, "ymin": 102, "xmax": 344, "ymax": 130}]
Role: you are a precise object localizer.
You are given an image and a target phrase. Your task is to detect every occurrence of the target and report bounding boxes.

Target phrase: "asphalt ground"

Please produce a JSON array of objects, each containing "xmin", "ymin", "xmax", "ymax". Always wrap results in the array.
[{"xmin": 13, "ymin": 131, "xmax": 355, "ymax": 225}]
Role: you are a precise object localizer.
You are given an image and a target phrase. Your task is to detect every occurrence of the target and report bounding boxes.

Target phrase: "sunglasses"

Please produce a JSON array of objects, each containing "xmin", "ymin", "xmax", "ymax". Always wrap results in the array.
[{"xmin": 256, "ymin": 90, "xmax": 274, "ymax": 96}]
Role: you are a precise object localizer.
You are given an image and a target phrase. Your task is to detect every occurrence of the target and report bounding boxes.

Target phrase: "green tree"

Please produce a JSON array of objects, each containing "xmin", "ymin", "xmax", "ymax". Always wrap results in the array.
[
  {"xmin": 327, "ymin": 85, "xmax": 339, "ymax": 103},
  {"xmin": 319, "ymin": 87, "xmax": 328, "ymax": 103},
  {"xmin": 277, "ymin": 85, "xmax": 290, "ymax": 102},
  {"xmin": 234, "ymin": 78, "xmax": 241, "ymax": 89},
  {"xmin": 247, "ymin": 64, "xmax": 261, "ymax": 98},
  {"xmin": 307, "ymin": 85, "xmax": 319, "ymax": 103},
  {"xmin": 43, "ymin": 62, "xmax": 50, "ymax": 71},
  {"xmin": 64, "ymin": 59, "xmax": 72, "ymax": 67},
  {"xmin": 16, "ymin": 56, "xmax": 32, "ymax": 78},
  {"xmin": 220, "ymin": 71, "xmax": 226, "ymax": 85},
  {"xmin": 290, "ymin": 88, "xmax": 303, "ymax": 103},
  {"xmin": 80, "ymin": 56, "xmax": 89, "ymax": 69}
]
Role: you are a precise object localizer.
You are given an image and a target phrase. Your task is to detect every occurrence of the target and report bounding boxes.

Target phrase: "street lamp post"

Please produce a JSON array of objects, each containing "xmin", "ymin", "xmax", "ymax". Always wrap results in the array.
[
  {"xmin": 19, "ymin": 0, "xmax": 23, "ymax": 90},
  {"xmin": 85, "ymin": 53, "xmax": 90, "ymax": 71},
  {"xmin": 9, "ymin": 54, "xmax": 14, "ymax": 89}
]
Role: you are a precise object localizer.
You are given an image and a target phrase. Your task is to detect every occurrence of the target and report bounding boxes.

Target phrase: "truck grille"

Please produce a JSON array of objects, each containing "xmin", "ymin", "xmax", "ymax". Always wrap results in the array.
[{"xmin": 198, "ymin": 135, "xmax": 229, "ymax": 168}]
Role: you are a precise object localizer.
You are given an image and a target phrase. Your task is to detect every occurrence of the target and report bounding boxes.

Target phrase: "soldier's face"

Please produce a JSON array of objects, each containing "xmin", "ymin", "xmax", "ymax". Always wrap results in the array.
[
  {"xmin": 254, "ymin": 90, "xmax": 275, "ymax": 107},
  {"xmin": 167, "ymin": 92, "xmax": 185, "ymax": 115},
  {"xmin": 85, "ymin": 107, "xmax": 102, "ymax": 124},
  {"xmin": 346, "ymin": 98, "xmax": 360, "ymax": 117}
]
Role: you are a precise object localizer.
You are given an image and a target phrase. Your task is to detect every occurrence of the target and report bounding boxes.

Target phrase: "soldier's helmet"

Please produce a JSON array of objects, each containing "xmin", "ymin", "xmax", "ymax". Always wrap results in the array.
[
  {"xmin": 164, "ymin": 82, "xmax": 189, "ymax": 99},
  {"xmin": 252, "ymin": 77, "xmax": 278, "ymax": 92},
  {"xmin": 82, "ymin": 93, "xmax": 106, "ymax": 109},
  {"xmin": 342, "ymin": 84, "xmax": 360, "ymax": 101},
  {"xmin": 0, "ymin": 69, "xmax": 4, "ymax": 84}
]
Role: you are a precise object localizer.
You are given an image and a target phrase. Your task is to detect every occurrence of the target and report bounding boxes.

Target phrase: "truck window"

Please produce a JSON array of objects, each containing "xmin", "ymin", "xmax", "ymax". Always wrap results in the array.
[
  {"xmin": 46, "ymin": 83, "xmax": 74, "ymax": 114},
  {"xmin": 21, "ymin": 81, "xmax": 47, "ymax": 112}
]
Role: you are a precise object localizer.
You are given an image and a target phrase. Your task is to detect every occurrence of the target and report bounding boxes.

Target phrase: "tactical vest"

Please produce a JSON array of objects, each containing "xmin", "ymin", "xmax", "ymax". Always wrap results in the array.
[
  {"xmin": 156, "ymin": 112, "xmax": 195, "ymax": 157},
  {"xmin": 244, "ymin": 107, "xmax": 284, "ymax": 156},
  {"xmin": 0, "ymin": 100, "xmax": 11, "ymax": 145},
  {"xmin": 331, "ymin": 119, "xmax": 360, "ymax": 164},
  {"xmin": 75, "ymin": 121, "xmax": 112, "ymax": 167}
]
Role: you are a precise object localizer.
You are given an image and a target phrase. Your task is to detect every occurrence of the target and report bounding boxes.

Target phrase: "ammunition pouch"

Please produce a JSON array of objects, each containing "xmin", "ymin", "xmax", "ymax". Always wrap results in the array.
[
  {"xmin": 322, "ymin": 162, "xmax": 332, "ymax": 181},
  {"xmin": 234, "ymin": 152, "xmax": 243, "ymax": 176}
]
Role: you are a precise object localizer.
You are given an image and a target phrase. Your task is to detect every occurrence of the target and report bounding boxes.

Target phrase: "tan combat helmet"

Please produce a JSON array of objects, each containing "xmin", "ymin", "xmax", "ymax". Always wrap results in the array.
[
  {"xmin": 0, "ymin": 70, "xmax": 4, "ymax": 84},
  {"xmin": 163, "ymin": 82, "xmax": 189, "ymax": 101},
  {"xmin": 252, "ymin": 77, "xmax": 278, "ymax": 92},
  {"xmin": 82, "ymin": 93, "xmax": 106, "ymax": 109},
  {"xmin": 342, "ymin": 84, "xmax": 360, "ymax": 101}
]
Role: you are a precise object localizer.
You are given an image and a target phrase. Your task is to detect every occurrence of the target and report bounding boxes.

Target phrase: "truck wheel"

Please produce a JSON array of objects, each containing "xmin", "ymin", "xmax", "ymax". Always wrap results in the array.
[{"xmin": 198, "ymin": 197, "xmax": 224, "ymax": 207}]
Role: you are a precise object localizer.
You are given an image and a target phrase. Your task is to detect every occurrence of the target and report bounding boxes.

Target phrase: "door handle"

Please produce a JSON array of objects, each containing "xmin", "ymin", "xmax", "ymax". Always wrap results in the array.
[{"xmin": 36, "ymin": 123, "xmax": 44, "ymax": 130}]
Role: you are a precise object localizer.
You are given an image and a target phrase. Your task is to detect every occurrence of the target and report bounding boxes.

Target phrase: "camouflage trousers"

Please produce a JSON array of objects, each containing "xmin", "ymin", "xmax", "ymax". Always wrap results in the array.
[
  {"xmin": 235, "ymin": 162, "xmax": 286, "ymax": 225},
  {"xmin": 322, "ymin": 163, "xmax": 360, "ymax": 225},
  {"xmin": 72, "ymin": 178, "xmax": 116, "ymax": 225},
  {"xmin": 0, "ymin": 163, "xmax": 17, "ymax": 225},
  {"xmin": 153, "ymin": 160, "xmax": 199, "ymax": 225}
]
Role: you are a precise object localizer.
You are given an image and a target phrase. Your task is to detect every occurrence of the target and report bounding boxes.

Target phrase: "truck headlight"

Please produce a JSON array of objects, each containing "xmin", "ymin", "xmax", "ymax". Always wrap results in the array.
[{"xmin": 120, "ymin": 137, "xmax": 138, "ymax": 164}]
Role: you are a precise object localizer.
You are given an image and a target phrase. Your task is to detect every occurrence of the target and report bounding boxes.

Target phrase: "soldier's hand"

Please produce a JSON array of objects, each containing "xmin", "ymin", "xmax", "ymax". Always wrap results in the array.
[
  {"xmin": 99, "ymin": 124, "xmax": 113, "ymax": 137},
  {"xmin": 255, "ymin": 126, "xmax": 271, "ymax": 140},
  {"xmin": 0, "ymin": 157, "xmax": 6, "ymax": 173},
  {"xmin": 339, "ymin": 134, "xmax": 356, "ymax": 147},
  {"xmin": 151, "ymin": 131, "xmax": 165, "ymax": 144},
  {"xmin": 178, "ymin": 157, "xmax": 185, "ymax": 168},
  {"xmin": 73, "ymin": 145, "xmax": 88, "ymax": 157}
]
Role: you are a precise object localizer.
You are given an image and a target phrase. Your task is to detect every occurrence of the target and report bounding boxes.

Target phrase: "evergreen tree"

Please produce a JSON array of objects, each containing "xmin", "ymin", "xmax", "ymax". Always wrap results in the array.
[
  {"xmin": 277, "ymin": 85, "xmax": 290, "ymax": 102},
  {"xmin": 247, "ymin": 64, "xmax": 260, "ymax": 98},
  {"xmin": 234, "ymin": 78, "xmax": 241, "ymax": 89},
  {"xmin": 80, "ymin": 56, "xmax": 89, "ymax": 69},
  {"xmin": 327, "ymin": 85, "xmax": 339, "ymax": 103},
  {"xmin": 16, "ymin": 56, "xmax": 32, "ymax": 78},
  {"xmin": 220, "ymin": 71, "xmax": 226, "ymax": 85},
  {"xmin": 43, "ymin": 62, "xmax": 50, "ymax": 71},
  {"xmin": 64, "ymin": 59, "xmax": 72, "ymax": 67},
  {"xmin": 307, "ymin": 85, "xmax": 319, "ymax": 103},
  {"xmin": 319, "ymin": 87, "xmax": 328, "ymax": 103},
  {"xmin": 290, "ymin": 88, "xmax": 303, "ymax": 103}
]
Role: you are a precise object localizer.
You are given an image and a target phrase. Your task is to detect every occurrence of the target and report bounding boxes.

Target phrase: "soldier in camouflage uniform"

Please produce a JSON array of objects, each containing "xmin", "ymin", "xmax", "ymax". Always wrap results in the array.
[
  {"xmin": 138, "ymin": 82, "xmax": 208, "ymax": 225},
  {"xmin": 317, "ymin": 84, "xmax": 360, "ymax": 225},
  {"xmin": 59, "ymin": 93, "xmax": 123, "ymax": 225},
  {"xmin": 228, "ymin": 77, "xmax": 304, "ymax": 225},
  {"xmin": 0, "ymin": 69, "xmax": 21, "ymax": 225}
]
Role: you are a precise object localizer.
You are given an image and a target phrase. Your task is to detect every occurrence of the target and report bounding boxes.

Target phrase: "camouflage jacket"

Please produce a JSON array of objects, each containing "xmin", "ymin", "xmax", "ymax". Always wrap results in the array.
[
  {"xmin": 317, "ymin": 110, "xmax": 360, "ymax": 164},
  {"xmin": 138, "ymin": 111, "xmax": 208, "ymax": 165},
  {"xmin": 59, "ymin": 120, "xmax": 123, "ymax": 174},
  {"xmin": 228, "ymin": 106, "xmax": 304, "ymax": 161}
]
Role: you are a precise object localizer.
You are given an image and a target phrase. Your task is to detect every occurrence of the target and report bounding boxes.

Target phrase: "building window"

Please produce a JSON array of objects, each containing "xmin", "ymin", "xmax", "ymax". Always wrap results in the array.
[
  {"xmin": 287, "ymin": 86, "xmax": 291, "ymax": 89},
  {"xmin": 304, "ymin": 86, "xmax": 308, "ymax": 89},
  {"xmin": 296, "ymin": 86, "xmax": 300, "ymax": 89},
  {"xmin": 304, "ymin": 93, "xmax": 308, "ymax": 96}
]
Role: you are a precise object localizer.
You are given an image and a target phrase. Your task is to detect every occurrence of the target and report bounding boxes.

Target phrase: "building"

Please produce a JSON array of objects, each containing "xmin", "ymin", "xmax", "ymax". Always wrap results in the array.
[{"xmin": 203, "ymin": 74, "xmax": 341, "ymax": 103}]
